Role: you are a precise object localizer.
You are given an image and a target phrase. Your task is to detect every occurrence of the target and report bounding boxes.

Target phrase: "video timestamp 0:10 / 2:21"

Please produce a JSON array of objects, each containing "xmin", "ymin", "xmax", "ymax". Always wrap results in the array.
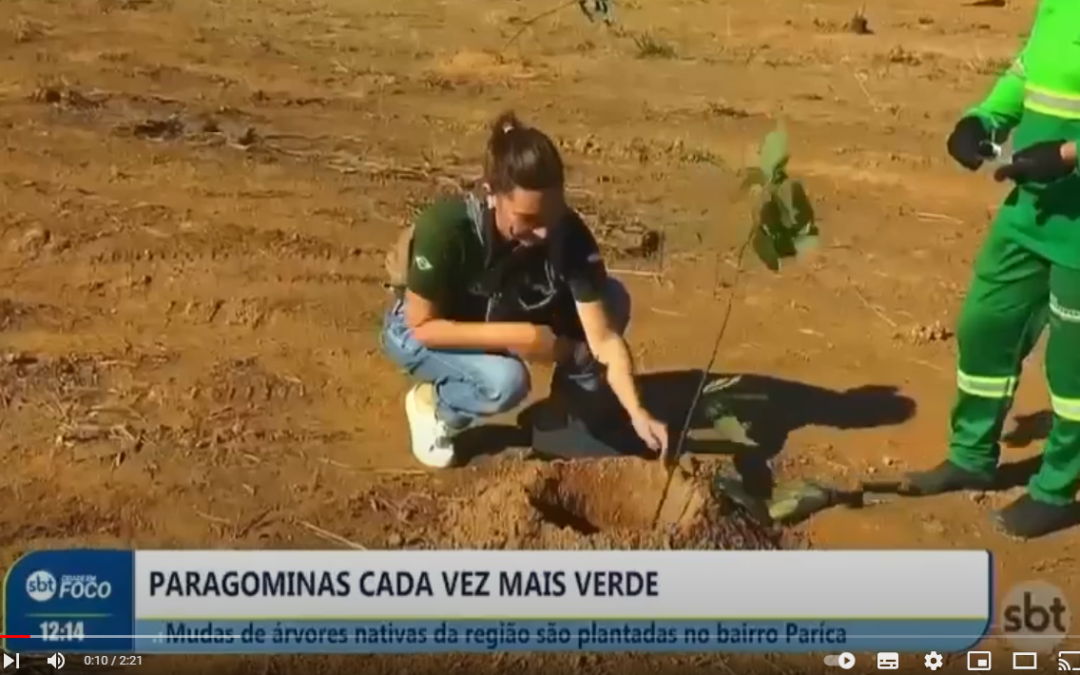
[{"xmin": 82, "ymin": 656, "xmax": 144, "ymax": 666}]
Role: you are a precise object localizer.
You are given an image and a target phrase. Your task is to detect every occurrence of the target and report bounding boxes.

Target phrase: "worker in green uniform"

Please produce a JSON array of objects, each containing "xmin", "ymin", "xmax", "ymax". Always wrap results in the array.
[
  {"xmin": 903, "ymin": 0, "xmax": 1080, "ymax": 538},
  {"xmin": 381, "ymin": 111, "xmax": 669, "ymax": 468}
]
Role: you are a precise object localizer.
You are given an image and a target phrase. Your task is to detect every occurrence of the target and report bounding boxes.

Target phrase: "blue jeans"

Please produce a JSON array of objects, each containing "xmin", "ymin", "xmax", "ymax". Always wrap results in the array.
[{"xmin": 380, "ymin": 279, "xmax": 632, "ymax": 429}]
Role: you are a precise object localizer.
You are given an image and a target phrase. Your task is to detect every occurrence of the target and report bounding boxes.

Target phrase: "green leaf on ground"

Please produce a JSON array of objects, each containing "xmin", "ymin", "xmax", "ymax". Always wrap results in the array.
[
  {"xmin": 702, "ymin": 375, "xmax": 743, "ymax": 394},
  {"xmin": 712, "ymin": 415, "xmax": 757, "ymax": 447}
]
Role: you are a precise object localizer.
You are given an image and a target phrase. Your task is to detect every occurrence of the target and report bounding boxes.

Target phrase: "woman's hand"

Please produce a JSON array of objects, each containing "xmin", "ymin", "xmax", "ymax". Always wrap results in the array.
[{"xmin": 629, "ymin": 410, "xmax": 669, "ymax": 454}]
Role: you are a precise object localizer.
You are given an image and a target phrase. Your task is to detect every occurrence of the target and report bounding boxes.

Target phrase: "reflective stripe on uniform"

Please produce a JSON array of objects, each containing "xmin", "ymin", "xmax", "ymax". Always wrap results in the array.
[
  {"xmin": 1023, "ymin": 85, "xmax": 1080, "ymax": 119},
  {"xmin": 1051, "ymin": 393, "xmax": 1080, "ymax": 422},
  {"xmin": 1047, "ymin": 293, "xmax": 1080, "ymax": 421},
  {"xmin": 1050, "ymin": 293, "xmax": 1080, "ymax": 323},
  {"xmin": 957, "ymin": 370, "xmax": 1016, "ymax": 399}
]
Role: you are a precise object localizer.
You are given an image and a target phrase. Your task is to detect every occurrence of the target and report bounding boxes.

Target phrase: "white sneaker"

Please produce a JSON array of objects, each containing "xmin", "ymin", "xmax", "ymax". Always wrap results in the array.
[{"xmin": 404, "ymin": 383, "xmax": 457, "ymax": 468}]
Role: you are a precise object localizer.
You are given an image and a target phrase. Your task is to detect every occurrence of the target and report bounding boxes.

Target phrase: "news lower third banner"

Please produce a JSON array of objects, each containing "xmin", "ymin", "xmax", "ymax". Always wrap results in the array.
[{"xmin": 3, "ymin": 549, "xmax": 990, "ymax": 654}]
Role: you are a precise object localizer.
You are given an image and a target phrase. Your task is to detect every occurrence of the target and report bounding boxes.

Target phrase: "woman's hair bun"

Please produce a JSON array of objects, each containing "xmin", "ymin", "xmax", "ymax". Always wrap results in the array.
[{"xmin": 492, "ymin": 110, "xmax": 524, "ymax": 135}]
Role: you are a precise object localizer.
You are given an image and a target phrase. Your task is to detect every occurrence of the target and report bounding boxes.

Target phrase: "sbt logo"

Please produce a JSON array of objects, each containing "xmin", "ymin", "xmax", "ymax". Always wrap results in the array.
[
  {"xmin": 24, "ymin": 570, "xmax": 112, "ymax": 603},
  {"xmin": 25, "ymin": 571, "xmax": 57, "ymax": 602},
  {"xmin": 1000, "ymin": 580, "xmax": 1071, "ymax": 652}
]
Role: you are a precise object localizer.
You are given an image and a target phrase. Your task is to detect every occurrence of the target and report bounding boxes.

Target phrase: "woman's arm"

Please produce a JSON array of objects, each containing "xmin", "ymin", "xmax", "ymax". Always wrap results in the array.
[
  {"xmin": 574, "ymin": 299, "xmax": 648, "ymax": 419},
  {"xmin": 555, "ymin": 214, "xmax": 650, "ymax": 418},
  {"xmin": 405, "ymin": 292, "xmax": 546, "ymax": 352},
  {"xmin": 402, "ymin": 202, "xmax": 549, "ymax": 354}
]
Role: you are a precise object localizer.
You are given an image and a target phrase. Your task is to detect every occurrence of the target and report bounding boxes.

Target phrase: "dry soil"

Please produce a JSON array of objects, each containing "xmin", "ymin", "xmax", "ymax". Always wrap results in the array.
[{"xmin": 0, "ymin": 0, "xmax": 1074, "ymax": 673}]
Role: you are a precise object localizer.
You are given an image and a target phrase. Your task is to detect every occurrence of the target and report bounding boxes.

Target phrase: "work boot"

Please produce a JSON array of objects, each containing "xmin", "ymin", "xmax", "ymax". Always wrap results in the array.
[
  {"xmin": 902, "ymin": 460, "xmax": 995, "ymax": 495},
  {"xmin": 994, "ymin": 494, "xmax": 1080, "ymax": 540}
]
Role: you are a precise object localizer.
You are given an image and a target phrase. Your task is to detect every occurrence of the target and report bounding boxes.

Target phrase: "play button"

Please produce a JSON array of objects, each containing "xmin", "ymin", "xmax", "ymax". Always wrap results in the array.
[
  {"xmin": 838, "ymin": 653, "xmax": 856, "ymax": 669},
  {"xmin": 3, "ymin": 653, "xmax": 16, "ymax": 669}
]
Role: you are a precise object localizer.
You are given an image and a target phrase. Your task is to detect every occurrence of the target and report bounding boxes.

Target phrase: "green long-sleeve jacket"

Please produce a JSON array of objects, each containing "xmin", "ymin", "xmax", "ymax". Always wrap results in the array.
[
  {"xmin": 969, "ymin": 0, "xmax": 1080, "ymax": 132},
  {"xmin": 966, "ymin": 0, "xmax": 1080, "ymax": 268}
]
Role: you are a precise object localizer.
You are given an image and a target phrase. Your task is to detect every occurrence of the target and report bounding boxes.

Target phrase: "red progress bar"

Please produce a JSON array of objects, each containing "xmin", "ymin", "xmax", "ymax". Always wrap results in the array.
[{"xmin": 0, "ymin": 635, "xmax": 30, "ymax": 638}]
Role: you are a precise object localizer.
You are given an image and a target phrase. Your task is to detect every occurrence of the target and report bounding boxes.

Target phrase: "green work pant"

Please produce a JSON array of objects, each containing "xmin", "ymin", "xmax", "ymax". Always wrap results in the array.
[{"xmin": 948, "ymin": 192, "xmax": 1080, "ymax": 505}]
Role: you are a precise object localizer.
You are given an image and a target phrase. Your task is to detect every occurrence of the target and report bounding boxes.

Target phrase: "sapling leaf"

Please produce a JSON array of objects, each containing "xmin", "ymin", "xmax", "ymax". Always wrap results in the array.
[
  {"xmin": 578, "ymin": 0, "xmax": 615, "ymax": 23},
  {"xmin": 787, "ymin": 179, "xmax": 815, "ymax": 231},
  {"xmin": 759, "ymin": 199, "xmax": 783, "ymax": 230},
  {"xmin": 788, "ymin": 180, "xmax": 818, "ymax": 253},
  {"xmin": 738, "ymin": 167, "xmax": 767, "ymax": 191},
  {"xmin": 758, "ymin": 126, "xmax": 789, "ymax": 183},
  {"xmin": 772, "ymin": 183, "xmax": 798, "ymax": 230},
  {"xmin": 793, "ymin": 233, "xmax": 820, "ymax": 253},
  {"xmin": 739, "ymin": 127, "xmax": 820, "ymax": 272},
  {"xmin": 749, "ymin": 189, "xmax": 766, "ymax": 227},
  {"xmin": 752, "ymin": 225, "xmax": 780, "ymax": 271},
  {"xmin": 764, "ymin": 214, "xmax": 798, "ymax": 258}
]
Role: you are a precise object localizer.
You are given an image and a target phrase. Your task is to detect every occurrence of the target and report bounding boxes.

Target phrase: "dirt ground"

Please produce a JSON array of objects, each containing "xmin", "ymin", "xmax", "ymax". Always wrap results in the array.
[{"xmin": 1, "ymin": 0, "xmax": 1075, "ymax": 672}]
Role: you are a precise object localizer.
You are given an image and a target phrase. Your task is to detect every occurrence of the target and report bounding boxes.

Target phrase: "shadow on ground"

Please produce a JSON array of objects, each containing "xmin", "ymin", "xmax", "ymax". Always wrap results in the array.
[
  {"xmin": 1003, "ymin": 410, "xmax": 1052, "ymax": 448},
  {"xmin": 454, "ymin": 424, "xmax": 531, "ymax": 465},
  {"xmin": 997, "ymin": 410, "xmax": 1052, "ymax": 489},
  {"xmin": 456, "ymin": 370, "xmax": 918, "ymax": 495},
  {"xmin": 637, "ymin": 371, "xmax": 916, "ymax": 498}
]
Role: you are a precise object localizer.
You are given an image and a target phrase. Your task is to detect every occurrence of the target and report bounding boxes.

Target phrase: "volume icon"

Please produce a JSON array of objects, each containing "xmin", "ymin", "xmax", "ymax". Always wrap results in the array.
[{"xmin": 45, "ymin": 653, "xmax": 63, "ymax": 670}]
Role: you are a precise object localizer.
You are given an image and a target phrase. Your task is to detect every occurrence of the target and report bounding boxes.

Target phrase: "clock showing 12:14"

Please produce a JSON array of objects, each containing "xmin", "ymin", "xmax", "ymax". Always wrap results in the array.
[{"xmin": 39, "ymin": 621, "xmax": 86, "ymax": 641}]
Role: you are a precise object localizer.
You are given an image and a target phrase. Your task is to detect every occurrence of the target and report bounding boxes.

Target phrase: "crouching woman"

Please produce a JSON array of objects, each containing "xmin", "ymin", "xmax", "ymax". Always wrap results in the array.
[{"xmin": 380, "ymin": 111, "xmax": 668, "ymax": 468}]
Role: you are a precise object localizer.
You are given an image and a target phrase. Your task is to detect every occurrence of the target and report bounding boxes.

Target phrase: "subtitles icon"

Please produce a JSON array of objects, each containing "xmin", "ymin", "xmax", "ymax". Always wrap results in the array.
[
  {"xmin": 877, "ymin": 652, "xmax": 899, "ymax": 669},
  {"xmin": 967, "ymin": 651, "xmax": 991, "ymax": 670}
]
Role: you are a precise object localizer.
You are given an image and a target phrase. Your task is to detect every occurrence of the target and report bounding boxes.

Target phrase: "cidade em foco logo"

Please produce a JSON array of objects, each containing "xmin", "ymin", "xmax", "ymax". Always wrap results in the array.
[
  {"xmin": 24, "ymin": 570, "xmax": 113, "ymax": 603},
  {"xmin": 1000, "ymin": 580, "xmax": 1071, "ymax": 652}
]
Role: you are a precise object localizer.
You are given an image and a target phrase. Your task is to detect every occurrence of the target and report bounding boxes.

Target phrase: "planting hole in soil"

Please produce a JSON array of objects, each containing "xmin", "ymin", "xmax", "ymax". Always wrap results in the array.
[
  {"xmin": 440, "ymin": 458, "xmax": 781, "ymax": 550},
  {"xmin": 528, "ymin": 460, "xmax": 697, "ymax": 534}
]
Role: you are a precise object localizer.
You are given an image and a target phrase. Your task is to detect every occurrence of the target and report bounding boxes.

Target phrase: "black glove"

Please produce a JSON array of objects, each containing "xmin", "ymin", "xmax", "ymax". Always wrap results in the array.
[
  {"xmin": 993, "ymin": 140, "xmax": 1075, "ymax": 184},
  {"xmin": 947, "ymin": 116, "xmax": 995, "ymax": 170}
]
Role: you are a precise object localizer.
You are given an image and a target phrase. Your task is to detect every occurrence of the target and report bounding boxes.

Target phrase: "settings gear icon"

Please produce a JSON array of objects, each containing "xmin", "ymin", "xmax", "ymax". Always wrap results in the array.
[{"xmin": 924, "ymin": 652, "xmax": 944, "ymax": 670}]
